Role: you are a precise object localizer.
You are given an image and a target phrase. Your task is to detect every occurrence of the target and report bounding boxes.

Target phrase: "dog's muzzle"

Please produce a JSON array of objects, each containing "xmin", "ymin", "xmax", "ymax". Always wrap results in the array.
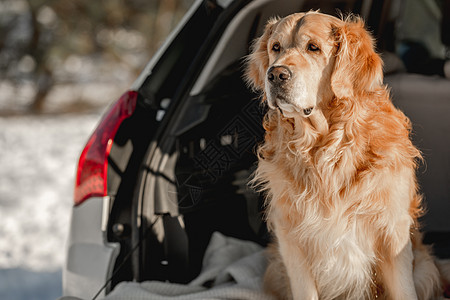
[{"xmin": 267, "ymin": 65, "xmax": 314, "ymax": 117}]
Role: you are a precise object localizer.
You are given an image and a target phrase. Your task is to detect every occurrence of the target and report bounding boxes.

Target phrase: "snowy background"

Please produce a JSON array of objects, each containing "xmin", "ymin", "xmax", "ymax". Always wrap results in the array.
[
  {"xmin": 0, "ymin": 1, "xmax": 193, "ymax": 299},
  {"xmin": 0, "ymin": 112, "xmax": 100, "ymax": 300},
  {"xmin": 0, "ymin": 18, "xmax": 132, "ymax": 298},
  {"xmin": 0, "ymin": 70, "xmax": 139, "ymax": 300}
]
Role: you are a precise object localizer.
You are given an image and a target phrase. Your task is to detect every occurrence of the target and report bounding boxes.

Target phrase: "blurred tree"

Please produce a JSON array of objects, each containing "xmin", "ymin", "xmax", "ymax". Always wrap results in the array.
[
  {"xmin": 25, "ymin": 0, "xmax": 55, "ymax": 111},
  {"xmin": 0, "ymin": 0, "xmax": 193, "ymax": 113}
]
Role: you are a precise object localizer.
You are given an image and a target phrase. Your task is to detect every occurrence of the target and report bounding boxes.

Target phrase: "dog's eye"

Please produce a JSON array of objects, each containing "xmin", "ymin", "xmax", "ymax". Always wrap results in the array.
[
  {"xmin": 307, "ymin": 43, "xmax": 320, "ymax": 52},
  {"xmin": 272, "ymin": 43, "xmax": 281, "ymax": 52}
]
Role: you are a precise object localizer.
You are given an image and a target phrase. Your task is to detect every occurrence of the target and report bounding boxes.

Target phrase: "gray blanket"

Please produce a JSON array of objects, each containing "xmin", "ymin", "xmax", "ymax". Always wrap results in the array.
[{"xmin": 102, "ymin": 232, "xmax": 273, "ymax": 300}]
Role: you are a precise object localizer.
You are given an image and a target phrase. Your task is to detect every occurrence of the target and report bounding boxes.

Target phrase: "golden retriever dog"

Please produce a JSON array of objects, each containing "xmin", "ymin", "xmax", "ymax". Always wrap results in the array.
[{"xmin": 245, "ymin": 11, "xmax": 443, "ymax": 300}]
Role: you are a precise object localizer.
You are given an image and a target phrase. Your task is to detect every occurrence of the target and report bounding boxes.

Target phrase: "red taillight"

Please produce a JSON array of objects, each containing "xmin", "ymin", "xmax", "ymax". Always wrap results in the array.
[{"xmin": 74, "ymin": 91, "xmax": 138, "ymax": 206}]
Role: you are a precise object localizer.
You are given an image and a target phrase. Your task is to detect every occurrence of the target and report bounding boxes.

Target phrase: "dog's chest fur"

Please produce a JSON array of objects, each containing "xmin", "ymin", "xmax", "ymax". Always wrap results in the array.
[
  {"xmin": 267, "ymin": 164, "xmax": 379, "ymax": 299},
  {"xmin": 256, "ymin": 111, "xmax": 413, "ymax": 299}
]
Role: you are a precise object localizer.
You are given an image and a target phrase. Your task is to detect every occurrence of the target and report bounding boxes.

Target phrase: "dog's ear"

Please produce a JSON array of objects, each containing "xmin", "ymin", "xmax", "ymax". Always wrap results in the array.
[
  {"xmin": 331, "ymin": 16, "xmax": 383, "ymax": 99},
  {"xmin": 245, "ymin": 17, "xmax": 279, "ymax": 91}
]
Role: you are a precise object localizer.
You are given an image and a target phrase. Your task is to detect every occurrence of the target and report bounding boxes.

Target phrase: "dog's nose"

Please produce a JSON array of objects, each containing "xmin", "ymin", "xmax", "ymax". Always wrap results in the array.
[{"xmin": 267, "ymin": 66, "xmax": 292, "ymax": 84}]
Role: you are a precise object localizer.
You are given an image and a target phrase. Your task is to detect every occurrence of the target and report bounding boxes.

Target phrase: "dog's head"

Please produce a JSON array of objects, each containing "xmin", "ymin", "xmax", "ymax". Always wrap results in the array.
[{"xmin": 245, "ymin": 11, "xmax": 383, "ymax": 118}]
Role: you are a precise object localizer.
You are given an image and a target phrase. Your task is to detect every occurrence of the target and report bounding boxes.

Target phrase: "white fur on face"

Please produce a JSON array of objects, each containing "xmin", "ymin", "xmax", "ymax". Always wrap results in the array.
[{"xmin": 264, "ymin": 15, "xmax": 336, "ymax": 117}]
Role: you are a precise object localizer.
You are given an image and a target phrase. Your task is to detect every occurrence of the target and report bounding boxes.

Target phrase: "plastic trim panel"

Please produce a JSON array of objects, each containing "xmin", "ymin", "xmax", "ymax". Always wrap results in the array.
[{"xmin": 63, "ymin": 197, "xmax": 120, "ymax": 299}]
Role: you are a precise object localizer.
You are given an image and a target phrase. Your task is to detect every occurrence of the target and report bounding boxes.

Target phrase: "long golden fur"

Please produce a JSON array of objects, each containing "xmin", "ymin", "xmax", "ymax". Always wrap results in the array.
[{"xmin": 245, "ymin": 11, "xmax": 442, "ymax": 299}]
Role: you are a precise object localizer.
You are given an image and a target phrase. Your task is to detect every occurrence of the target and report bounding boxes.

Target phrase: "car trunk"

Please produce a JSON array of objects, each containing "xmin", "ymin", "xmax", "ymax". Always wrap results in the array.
[{"xmin": 104, "ymin": 0, "xmax": 450, "ymax": 294}]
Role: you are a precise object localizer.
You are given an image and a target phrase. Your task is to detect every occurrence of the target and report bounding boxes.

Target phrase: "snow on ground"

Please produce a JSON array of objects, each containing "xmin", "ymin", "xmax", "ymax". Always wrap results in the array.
[{"xmin": 0, "ymin": 112, "xmax": 101, "ymax": 299}]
